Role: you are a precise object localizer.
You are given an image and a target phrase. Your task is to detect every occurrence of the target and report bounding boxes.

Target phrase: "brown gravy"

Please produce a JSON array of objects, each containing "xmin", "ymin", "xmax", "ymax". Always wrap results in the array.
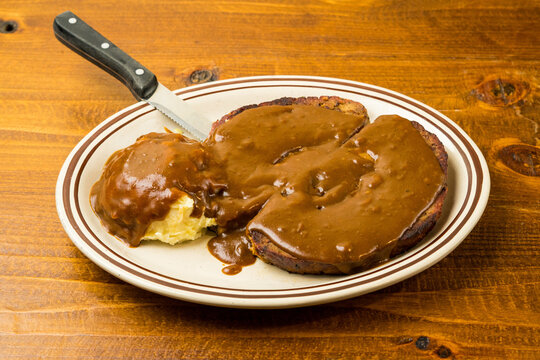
[
  {"xmin": 90, "ymin": 105, "xmax": 445, "ymax": 271},
  {"xmin": 207, "ymin": 229, "xmax": 256, "ymax": 275}
]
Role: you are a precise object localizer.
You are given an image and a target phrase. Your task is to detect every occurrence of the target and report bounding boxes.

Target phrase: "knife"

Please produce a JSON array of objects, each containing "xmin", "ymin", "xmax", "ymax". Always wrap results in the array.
[{"xmin": 53, "ymin": 11, "xmax": 212, "ymax": 141}]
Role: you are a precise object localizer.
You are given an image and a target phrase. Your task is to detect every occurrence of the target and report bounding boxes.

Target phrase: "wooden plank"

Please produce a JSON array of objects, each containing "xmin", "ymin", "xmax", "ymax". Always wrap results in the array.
[{"xmin": 0, "ymin": 0, "xmax": 538, "ymax": 358}]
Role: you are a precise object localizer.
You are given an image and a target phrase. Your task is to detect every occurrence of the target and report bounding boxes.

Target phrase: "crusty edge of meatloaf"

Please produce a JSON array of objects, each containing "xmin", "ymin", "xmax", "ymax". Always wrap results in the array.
[{"xmin": 210, "ymin": 96, "xmax": 370, "ymax": 135}]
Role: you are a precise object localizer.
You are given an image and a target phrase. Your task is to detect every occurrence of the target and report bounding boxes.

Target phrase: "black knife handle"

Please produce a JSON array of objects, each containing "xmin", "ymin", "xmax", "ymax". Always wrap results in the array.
[{"xmin": 53, "ymin": 11, "xmax": 158, "ymax": 100}]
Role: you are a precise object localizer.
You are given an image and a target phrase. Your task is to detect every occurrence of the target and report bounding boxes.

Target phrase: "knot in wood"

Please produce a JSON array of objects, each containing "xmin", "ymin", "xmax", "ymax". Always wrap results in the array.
[
  {"xmin": 472, "ymin": 78, "xmax": 529, "ymax": 107},
  {"xmin": 436, "ymin": 345, "xmax": 453, "ymax": 358},
  {"xmin": 415, "ymin": 336, "xmax": 430, "ymax": 350},
  {"xmin": 498, "ymin": 144, "xmax": 539, "ymax": 177},
  {"xmin": 0, "ymin": 20, "xmax": 18, "ymax": 34},
  {"xmin": 188, "ymin": 69, "xmax": 217, "ymax": 85},
  {"xmin": 396, "ymin": 336, "xmax": 413, "ymax": 345}
]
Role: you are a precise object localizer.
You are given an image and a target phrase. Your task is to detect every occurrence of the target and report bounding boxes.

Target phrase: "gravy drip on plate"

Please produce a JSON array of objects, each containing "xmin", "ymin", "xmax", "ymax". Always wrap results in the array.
[
  {"xmin": 207, "ymin": 229, "xmax": 256, "ymax": 275},
  {"xmin": 90, "ymin": 105, "xmax": 445, "ymax": 268}
]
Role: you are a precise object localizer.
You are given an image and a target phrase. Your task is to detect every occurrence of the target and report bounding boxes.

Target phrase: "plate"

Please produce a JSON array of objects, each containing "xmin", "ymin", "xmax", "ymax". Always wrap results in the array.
[{"xmin": 56, "ymin": 76, "xmax": 490, "ymax": 309}]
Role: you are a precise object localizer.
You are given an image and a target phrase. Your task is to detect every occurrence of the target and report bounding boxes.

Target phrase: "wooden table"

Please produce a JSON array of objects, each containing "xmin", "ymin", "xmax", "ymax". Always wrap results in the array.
[{"xmin": 1, "ymin": 1, "xmax": 538, "ymax": 358}]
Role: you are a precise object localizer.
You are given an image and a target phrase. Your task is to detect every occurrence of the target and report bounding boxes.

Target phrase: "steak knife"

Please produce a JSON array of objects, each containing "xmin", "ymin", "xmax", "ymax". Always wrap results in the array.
[{"xmin": 53, "ymin": 11, "xmax": 212, "ymax": 141}]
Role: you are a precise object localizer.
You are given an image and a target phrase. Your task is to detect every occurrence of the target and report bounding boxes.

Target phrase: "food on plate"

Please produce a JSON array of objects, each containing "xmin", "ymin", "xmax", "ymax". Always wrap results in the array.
[
  {"xmin": 90, "ymin": 133, "xmax": 216, "ymax": 246},
  {"xmin": 143, "ymin": 194, "xmax": 216, "ymax": 245},
  {"xmin": 90, "ymin": 96, "xmax": 447, "ymax": 275}
]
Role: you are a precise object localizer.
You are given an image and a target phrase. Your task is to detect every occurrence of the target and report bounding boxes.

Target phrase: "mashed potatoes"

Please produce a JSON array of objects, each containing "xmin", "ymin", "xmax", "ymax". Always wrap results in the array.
[{"xmin": 142, "ymin": 194, "xmax": 216, "ymax": 245}]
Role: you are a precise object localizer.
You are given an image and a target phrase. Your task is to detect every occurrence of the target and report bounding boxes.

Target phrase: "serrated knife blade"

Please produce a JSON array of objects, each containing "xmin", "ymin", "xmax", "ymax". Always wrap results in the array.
[{"xmin": 146, "ymin": 83, "xmax": 212, "ymax": 141}]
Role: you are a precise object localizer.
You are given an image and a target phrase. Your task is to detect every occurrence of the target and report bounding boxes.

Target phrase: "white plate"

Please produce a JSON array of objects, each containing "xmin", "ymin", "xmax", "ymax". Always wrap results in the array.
[{"xmin": 56, "ymin": 76, "xmax": 490, "ymax": 309}]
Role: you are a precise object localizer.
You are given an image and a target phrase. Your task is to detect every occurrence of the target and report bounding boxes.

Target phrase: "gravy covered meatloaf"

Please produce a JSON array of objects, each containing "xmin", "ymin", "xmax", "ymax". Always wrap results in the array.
[{"xmin": 90, "ymin": 96, "xmax": 448, "ymax": 275}]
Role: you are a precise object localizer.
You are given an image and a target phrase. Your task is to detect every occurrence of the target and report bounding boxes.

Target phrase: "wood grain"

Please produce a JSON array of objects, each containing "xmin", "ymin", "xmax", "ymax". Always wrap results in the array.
[{"xmin": 0, "ymin": 0, "xmax": 538, "ymax": 359}]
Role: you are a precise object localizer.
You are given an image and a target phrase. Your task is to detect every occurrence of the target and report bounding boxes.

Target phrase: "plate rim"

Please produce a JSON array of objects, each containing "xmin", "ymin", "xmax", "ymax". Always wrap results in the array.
[{"xmin": 56, "ymin": 75, "xmax": 490, "ymax": 308}]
